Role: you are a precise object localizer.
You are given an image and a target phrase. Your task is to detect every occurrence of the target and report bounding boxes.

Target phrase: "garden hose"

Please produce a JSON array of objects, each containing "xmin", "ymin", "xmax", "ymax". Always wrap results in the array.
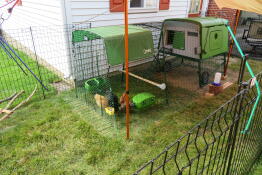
[{"xmin": 227, "ymin": 25, "xmax": 261, "ymax": 134}]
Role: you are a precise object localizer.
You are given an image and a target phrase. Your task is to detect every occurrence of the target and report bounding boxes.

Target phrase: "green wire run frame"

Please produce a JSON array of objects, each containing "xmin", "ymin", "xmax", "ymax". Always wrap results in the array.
[{"xmin": 226, "ymin": 25, "xmax": 261, "ymax": 134}]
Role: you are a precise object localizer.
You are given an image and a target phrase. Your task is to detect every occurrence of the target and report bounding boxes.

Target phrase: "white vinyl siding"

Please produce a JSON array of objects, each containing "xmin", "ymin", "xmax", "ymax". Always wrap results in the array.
[
  {"xmin": 69, "ymin": 0, "xmax": 191, "ymax": 27},
  {"xmin": 1, "ymin": 0, "xmax": 71, "ymax": 78},
  {"xmin": 2, "ymin": 0, "xmax": 64, "ymax": 29}
]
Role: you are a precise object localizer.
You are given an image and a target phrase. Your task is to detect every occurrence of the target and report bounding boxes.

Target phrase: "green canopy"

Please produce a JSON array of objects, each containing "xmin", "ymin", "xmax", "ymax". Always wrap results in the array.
[{"xmin": 72, "ymin": 25, "xmax": 154, "ymax": 66}]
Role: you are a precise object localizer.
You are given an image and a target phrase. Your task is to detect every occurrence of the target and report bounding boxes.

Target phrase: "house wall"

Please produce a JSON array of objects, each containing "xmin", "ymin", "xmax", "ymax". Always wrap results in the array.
[
  {"xmin": 68, "ymin": 0, "xmax": 193, "ymax": 27},
  {"xmin": 206, "ymin": 0, "xmax": 237, "ymax": 29},
  {"xmin": 1, "ymin": 0, "xmax": 71, "ymax": 78},
  {"xmin": 2, "ymin": 0, "xmax": 64, "ymax": 28}
]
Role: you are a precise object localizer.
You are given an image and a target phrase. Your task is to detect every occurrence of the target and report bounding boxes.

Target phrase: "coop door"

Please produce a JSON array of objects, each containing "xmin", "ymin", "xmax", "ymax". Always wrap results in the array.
[
  {"xmin": 173, "ymin": 31, "xmax": 185, "ymax": 50},
  {"xmin": 209, "ymin": 30, "xmax": 222, "ymax": 50},
  {"xmin": 202, "ymin": 25, "xmax": 228, "ymax": 59}
]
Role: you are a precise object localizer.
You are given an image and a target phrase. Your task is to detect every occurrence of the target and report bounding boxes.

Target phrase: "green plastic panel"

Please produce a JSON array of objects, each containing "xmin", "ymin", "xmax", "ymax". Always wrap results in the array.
[
  {"xmin": 209, "ymin": 30, "xmax": 222, "ymax": 50},
  {"xmin": 72, "ymin": 30, "xmax": 100, "ymax": 43},
  {"xmin": 164, "ymin": 17, "xmax": 228, "ymax": 28},
  {"xmin": 173, "ymin": 31, "xmax": 185, "ymax": 50},
  {"xmin": 201, "ymin": 25, "xmax": 228, "ymax": 59}
]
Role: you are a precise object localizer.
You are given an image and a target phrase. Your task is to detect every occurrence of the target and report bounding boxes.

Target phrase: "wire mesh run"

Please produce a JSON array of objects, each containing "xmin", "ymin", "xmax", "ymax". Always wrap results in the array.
[
  {"xmin": 0, "ymin": 24, "xmax": 90, "ymax": 106},
  {"xmin": 162, "ymin": 55, "xmax": 225, "ymax": 91},
  {"xmin": 71, "ymin": 23, "xmax": 167, "ymax": 122},
  {"xmin": 0, "ymin": 21, "xmax": 230, "ymax": 120}
]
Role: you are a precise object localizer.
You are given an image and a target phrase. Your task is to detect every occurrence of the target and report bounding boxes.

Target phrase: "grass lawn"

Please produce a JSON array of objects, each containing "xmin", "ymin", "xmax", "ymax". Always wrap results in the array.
[
  {"xmin": 253, "ymin": 161, "xmax": 262, "ymax": 175},
  {"xmin": 0, "ymin": 47, "xmax": 60, "ymax": 106},
  {"xmin": 0, "ymin": 57, "xmax": 262, "ymax": 174}
]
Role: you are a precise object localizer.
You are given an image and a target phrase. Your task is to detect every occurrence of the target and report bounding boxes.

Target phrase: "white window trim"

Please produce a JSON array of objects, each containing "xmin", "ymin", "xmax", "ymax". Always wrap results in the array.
[
  {"xmin": 129, "ymin": 0, "xmax": 159, "ymax": 13},
  {"xmin": 188, "ymin": 0, "xmax": 202, "ymax": 15}
]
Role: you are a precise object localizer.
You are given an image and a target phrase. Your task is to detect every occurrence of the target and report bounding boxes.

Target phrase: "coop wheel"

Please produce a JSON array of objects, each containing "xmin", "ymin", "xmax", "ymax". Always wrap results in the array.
[{"xmin": 200, "ymin": 71, "xmax": 209, "ymax": 86}]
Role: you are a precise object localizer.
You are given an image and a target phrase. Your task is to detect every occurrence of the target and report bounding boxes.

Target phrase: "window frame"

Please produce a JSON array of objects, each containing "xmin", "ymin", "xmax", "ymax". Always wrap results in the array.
[
  {"xmin": 129, "ymin": 0, "xmax": 159, "ymax": 13},
  {"xmin": 188, "ymin": 0, "xmax": 203, "ymax": 17}
]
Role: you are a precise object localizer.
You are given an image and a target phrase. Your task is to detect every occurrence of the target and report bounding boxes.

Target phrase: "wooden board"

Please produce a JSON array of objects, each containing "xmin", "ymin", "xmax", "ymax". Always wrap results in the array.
[{"xmin": 0, "ymin": 109, "xmax": 12, "ymax": 114}]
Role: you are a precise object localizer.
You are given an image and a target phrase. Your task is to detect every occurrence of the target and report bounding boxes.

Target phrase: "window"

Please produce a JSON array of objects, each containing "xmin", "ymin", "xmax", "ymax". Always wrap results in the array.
[
  {"xmin": 110, "ymin": 0, "xmax": 169, "ymax": 12},
  {"xmin": 188, "ymin": 0, "xmax": 202, "ymax": 17},
  {"xmin": 130, "ymin": 0, "xmax": 143, "ymax": 8},
  {"xmin": 166, "ymin": 30, "xmax": 175, "ymax": 45},
  {"xmin": 129, "ymin": 0, "xmax": 159, "ymax": 12}
]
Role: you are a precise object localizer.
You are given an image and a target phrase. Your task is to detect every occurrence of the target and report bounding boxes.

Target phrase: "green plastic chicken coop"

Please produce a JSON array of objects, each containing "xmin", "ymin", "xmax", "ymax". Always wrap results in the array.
[{"xmin": 159, "ymin": 17, "xmax": 229, "ymax": 87}]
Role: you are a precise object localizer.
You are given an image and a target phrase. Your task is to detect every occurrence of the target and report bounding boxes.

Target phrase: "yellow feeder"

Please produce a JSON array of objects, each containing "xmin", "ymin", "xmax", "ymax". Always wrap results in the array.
[{"xmin": 105, "ymin": 107, "xmax": 115, "ymax": 116}]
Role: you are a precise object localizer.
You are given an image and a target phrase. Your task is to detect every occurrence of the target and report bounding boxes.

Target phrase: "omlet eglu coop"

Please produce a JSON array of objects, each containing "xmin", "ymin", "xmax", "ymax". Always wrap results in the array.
[{"xmin": 159, "ymin": 17, "xmax": 229, "ymax": 86}]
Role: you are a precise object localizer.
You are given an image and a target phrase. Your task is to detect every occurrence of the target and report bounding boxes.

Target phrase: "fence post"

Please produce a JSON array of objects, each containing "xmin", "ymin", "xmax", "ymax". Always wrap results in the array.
[
  {"xmin": 29, "ymin": 27, "xmax": 46, "ymax": 99},
  {"xmin": 74, "ymin": 78, "xmax": 78, "ymax": 98},
  {"xmin": 237, "ymin": 54, "xmax": 248, "ymax": 92},
  {"xmin": 225, "ymin": 82, "xmax": 248, "ymax": 175}
]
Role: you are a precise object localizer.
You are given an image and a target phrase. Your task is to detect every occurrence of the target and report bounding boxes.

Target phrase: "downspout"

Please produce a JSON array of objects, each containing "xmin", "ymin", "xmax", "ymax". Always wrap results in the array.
[
  {"xmin": 224, "ymin": 10, "xmax": 241, "ymax": 76},
  {"xmin": 201, "ymin": 0, "xmax": 209, "ymax": 17},
  {"xmin": 60, "ymin": 0, "xmax": 73, "ymax": 80}
]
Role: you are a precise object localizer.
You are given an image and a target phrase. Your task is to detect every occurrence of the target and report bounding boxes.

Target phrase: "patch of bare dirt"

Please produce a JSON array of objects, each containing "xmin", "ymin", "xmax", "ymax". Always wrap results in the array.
[{"xmin": 52, "ymin": 81, "xmax": 73, "ymax": 93}]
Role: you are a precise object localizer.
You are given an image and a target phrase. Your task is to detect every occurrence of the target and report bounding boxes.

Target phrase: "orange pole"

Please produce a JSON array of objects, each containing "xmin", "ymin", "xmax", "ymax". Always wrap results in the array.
[
  {"xmin": 224, "ymin": 10, "xmax": 241, "ymax": 76},
  {"xmin": 124, "ymin": 0, "xmax": 130, "ymax": 139}
]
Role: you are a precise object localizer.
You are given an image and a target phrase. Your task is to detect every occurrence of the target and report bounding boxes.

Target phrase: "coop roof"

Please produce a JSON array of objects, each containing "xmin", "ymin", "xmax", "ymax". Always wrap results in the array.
[
  {"xmin": 164, "ymin": 17, "xmax": 228, "ymax": 27},
  {"xmin": 72, "ymin": 25, "xmax": 154, "ymax": 66}
]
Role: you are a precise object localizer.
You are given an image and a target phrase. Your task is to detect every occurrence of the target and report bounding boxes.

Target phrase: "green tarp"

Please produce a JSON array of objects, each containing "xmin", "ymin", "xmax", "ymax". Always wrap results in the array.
[{"xmin": 72, "ymin": 25, "xmax": 154, "ymax": 66}]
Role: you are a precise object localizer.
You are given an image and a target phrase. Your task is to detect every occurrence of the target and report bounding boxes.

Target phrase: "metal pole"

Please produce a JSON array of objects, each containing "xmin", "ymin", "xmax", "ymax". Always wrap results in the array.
[
  {"xmin": 124, "ymin": 0, "xmax": 130, "ymax": 140},
  {"xmin": 237, "ymin": 54, "xmax": 247, "ymax": 91},
  {"xmin": 30, "ymin": 27, "xmax": 46, "ymax": 99}
]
